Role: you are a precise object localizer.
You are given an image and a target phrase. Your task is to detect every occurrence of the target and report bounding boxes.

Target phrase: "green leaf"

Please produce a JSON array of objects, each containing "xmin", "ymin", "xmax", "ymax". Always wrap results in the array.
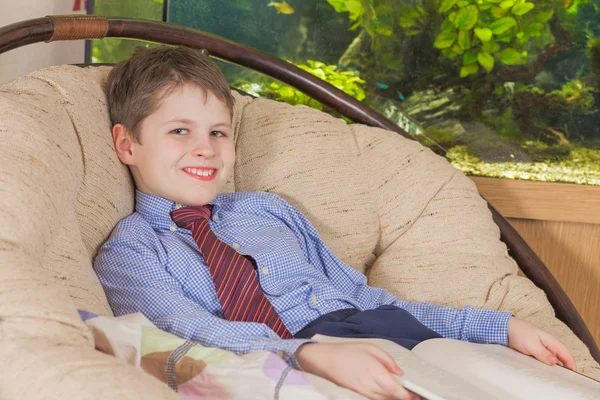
[
  {"xmin": 399, "ymin": 17, "xmax": 416, "ymax": 29},
  {"xmin": 482, "ymin": 39, "xmax": 500, "ymax": 53},
  {"xmin": 312, "ymin": 68, "xmax": 326, "ymax": 80},
  {"xmin": 375, "ymin": 26, "xmax": 394, "ymax": 36},
  {"xmin": 279, "ymin": 86, "xmax": 297, "ymax": 100},
  {"xmin": 533, "ymin": 9, "xmax": 554, "ymax": 22},
  {"xmin": 498, "ymin": 47, "xmax": 523, "ymax": 65},
  {"xmin": 451, "ymin": 44, "xmax": 465, "ymax": 56},
  {"xmin": 454, "ymin": 5, "xmax": 479, "ymax": 30},
  {"xmin": 499, "ymin": 0, "xmax": 515, "ymax": 9},
  {"xmin": 477, "ymin": 51, "xmax": 495, "ymax": 72},
  {"xmin": 345, "ymin": 0, "xmax": 365, "ymax": 19},
  {"xmin": 460, "ymin": 63, "xmax": 479, "ymax": 77},
  {"xmin": 474, "ymin": 27, "xmax": 493, "ymax": 42},
  {"xmin": 458, "ymin": 29, "xmax": 472, "ymax": 50},
  {"xmin": 457, "ymin": 0, "xmax": 470, "ymax": 7},
  {"xmin": 448, "ymin": 11, "xmax": 458, "ymax": 24},
  {"xmin": 439, "ymin": 0, "xmax": 459, "ymax": 13},
  {"xmin": 441, "ymin": 17, "xmax": 456, "ymax": 31},
  {"xmin": 442, "ymin": 48, "xmax": 458, "ymax": 58},
  {"xmin": 327, "ymin": 0, "xmax": 349, "ymax": 13},
  {"xmin": 479, "ymin": 3, "xmax": 493, "ymax": 10},
  {"xmin": 489, "ymin": 16, "xmax": 517, "ymax": 34},
  {"xmin": 399, "ymin": 7, "xmax": 422, "ymax": 28},
  {"xmin": 406, "ymin": 27, "xmax": 423, "ymax": 36},
  {"xmin": 525, "ymin": 22, "xmax": 544, "ymax": 37},
  {"xmin": 496, "ymin": 34, "xmax": 513, "ymax": 43},
  {"xmin": 463, "ymin": 51, "xmax": 478, "ymax": 65},
  {"xmin": 491, "ymin": 6, "xmax": 507, "ymax": 18},
  {"xmin": 434, "ymin": 30, "xmax": 458, "ymax": 49},
  {"xmin": 512, "ymin": 2, "xmax": 534, "ymax": 15}
]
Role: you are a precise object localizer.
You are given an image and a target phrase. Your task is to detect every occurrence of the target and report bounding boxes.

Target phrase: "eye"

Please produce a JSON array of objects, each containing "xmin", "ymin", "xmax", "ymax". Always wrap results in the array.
[
  {"xmin": 210, "ymin": 130, "xmax": 226, "ymax": 137},
  {"xmin": 170, "ymin": 128, "xmax": 189, "ymax": 135}
]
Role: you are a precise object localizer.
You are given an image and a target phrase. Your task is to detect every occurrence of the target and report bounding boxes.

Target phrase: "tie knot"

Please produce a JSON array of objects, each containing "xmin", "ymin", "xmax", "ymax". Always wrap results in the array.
[{"xmin": 170, "ymin": 205, "xmax": 213, "ymax": 230}]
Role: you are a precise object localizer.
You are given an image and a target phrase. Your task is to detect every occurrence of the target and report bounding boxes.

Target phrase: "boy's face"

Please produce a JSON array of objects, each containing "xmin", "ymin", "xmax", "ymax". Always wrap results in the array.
[{"xmin": 113, "ymin": 83, "xmax": 234, "ymax": 206}]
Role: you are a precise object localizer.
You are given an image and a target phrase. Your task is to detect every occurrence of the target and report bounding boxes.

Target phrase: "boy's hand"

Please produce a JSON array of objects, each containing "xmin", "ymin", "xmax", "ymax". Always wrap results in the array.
[
  {"xmin": 508, "ymin": 317, "xmax": 576, "ymax": 370},
  {"xmin": 295, "ymin": 342, "xmax": 420, "ymax": 400}
]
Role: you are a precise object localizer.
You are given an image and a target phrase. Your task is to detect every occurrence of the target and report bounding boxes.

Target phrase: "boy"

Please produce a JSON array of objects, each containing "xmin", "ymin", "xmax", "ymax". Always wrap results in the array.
[{"xmin": 95, "ymin": 46, "xmax": 575, "ymax": 400}]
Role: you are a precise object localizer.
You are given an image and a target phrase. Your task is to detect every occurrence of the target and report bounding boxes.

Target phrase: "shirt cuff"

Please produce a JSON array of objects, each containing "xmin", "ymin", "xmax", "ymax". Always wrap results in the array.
[
  {"xmin": 463, "ymin": 307, "xmax": 513, "ymax": 346},
  {"xmin": 274, "ymin": 338, "xmax": 317, "ymax": 369}
]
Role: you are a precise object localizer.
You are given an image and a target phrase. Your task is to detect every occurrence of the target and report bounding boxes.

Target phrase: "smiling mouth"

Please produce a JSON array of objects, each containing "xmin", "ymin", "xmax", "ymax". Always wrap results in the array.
[{"xmin": 183, "ymin": 167, "xmax": 217, "ymax": 180}]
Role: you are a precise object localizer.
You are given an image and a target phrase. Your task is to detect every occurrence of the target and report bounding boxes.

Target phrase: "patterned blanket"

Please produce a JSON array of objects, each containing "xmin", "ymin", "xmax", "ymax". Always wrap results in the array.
[{"xmin": 79, "ymin": 311, "xmax": 364, "ymax": 399}]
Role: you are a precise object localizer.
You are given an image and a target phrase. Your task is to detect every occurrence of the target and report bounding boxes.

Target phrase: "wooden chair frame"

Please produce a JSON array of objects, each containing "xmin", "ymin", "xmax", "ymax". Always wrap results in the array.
[{"xmin": 1, "ymin": 15, "xmax": 598, "ymax": 363}]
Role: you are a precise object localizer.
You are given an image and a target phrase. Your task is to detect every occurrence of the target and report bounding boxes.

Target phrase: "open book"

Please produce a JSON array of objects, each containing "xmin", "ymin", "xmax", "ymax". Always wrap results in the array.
[{"xmin": 313, "ymin": 334, "xmax": 600, "ymax": 400}]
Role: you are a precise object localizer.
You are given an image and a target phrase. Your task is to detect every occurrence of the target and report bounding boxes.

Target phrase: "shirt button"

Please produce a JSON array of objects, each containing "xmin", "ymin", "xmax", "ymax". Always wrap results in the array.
[
  {"xmin": 232, "ymin": 243, "xmax": 241, "ymax": 250},
  {"xmin": 169, "ymin": 224, "xmax": 177, "ymax": 232},
  {"xmin": 310, "ymin": 294, "xmax": 317, "ymax": 304},
  {"xmin": 174, "ymin": 203, "xmax": 183, "ymax": 210},
  {"xmin": 212, "ymin": 215, "xmax": 220, "ymax": 222},
  {"xmin": 261, "ymin": 266, "xmax": 269, "ymax": 274}
]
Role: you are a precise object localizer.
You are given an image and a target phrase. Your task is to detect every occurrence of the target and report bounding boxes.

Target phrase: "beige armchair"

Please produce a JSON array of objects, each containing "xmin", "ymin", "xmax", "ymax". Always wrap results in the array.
[{"xmin": 0, "ymin": 15, "xmax": 598, "ymax": 399}]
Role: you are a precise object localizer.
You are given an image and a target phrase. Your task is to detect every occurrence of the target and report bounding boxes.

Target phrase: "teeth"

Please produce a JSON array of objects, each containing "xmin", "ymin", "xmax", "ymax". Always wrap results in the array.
[{"xmin": 185, "ymin": 168, "xmax": 214, "ymax": 177}]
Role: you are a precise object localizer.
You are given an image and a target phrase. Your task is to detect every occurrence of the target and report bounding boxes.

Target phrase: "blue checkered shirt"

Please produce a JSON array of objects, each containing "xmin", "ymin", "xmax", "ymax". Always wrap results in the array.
[{"xmin": 94, "ymin": 190, "xmax": 513, "ymax": 366}]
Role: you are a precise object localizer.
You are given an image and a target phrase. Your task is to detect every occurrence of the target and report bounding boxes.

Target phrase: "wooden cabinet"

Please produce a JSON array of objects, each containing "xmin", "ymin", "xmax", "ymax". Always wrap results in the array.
[{"xmin": 471, "ymin": 177, "xmax": 600, "ymax": 347}]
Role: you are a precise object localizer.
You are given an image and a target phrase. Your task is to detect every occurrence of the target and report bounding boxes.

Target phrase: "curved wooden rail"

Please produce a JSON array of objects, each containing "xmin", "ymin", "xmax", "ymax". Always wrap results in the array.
[
  {"xmin": 0, "ymin": 15, "xmax": 408, "ymax": 137},
  {"xmin": 1, "ymin": 15, "xmax": 598, "ymax": 363}
]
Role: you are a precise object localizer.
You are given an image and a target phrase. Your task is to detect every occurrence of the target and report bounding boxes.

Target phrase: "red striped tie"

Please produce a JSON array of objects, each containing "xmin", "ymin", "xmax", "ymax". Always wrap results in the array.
[{"xmin": 170, "ymin": 205, "xmax": 293, "ymax": 339}]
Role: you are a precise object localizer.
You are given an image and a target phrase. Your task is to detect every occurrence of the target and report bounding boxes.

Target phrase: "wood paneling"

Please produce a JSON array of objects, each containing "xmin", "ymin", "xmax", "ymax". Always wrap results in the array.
[
  {"xmin": 471, "ymin": 177, "xmax": 600, "ymax": 347},
  {"xmin": 508, "ymin": 218, "xmax": 600, "ymax": 346},
  {"xmin": 471, "ymin": 177, "xmax": 600, "ymax": 224}
]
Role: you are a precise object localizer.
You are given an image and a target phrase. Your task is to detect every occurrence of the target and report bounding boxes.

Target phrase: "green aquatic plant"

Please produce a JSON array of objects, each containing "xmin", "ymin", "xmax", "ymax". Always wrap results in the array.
[
  {"xmin": 325, "ymin": 0, "xmax": 567, "ymax": 82},
  {"xmin": 297, "ymin": 60, "xmax": 366, "ymax": 101},
  {"xmin": 588, "ymin": 36, "xmax": 600, "ymax": 50},
  {"xmin": 550, "ymin": 80, "xmax": 596, "ymax": 114},
  {"xmin": 511, "ymin": 80, "xmax": 596, "ymax": 144},
  {"xmin": 520, "ymin": 140, "xmax": 572, "ymax": 162},
  {"xmin": 235, "ymin": 59, "xmax": 366, "ymax": 110},
  {"xmin": 433, "ymin": 0, "xmax": 556, "ymax": 77},
  {"xmin": 326, "ymin": 0, "xmax": 394, "ymax": 36}
]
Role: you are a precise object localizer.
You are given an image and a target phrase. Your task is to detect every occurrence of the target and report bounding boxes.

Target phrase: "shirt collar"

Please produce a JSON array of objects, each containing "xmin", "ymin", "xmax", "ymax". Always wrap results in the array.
[{"xmin": 135, "ymin": 190, "xmax": 223, "ymax": 230}]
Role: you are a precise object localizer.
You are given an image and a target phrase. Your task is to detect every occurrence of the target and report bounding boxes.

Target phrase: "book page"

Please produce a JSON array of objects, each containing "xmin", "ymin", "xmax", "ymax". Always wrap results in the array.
[
  {"xmin": 412, "ymin": 338, "xmax": 600, "ymax": 400},
  {"xmin": 312, "ymin": 334, "xmax": 513, "ymax": 400}
]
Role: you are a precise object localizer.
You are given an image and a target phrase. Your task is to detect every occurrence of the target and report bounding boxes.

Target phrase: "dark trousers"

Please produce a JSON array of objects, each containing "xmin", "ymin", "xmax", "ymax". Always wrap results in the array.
[{"xmin": 294, "ymin": 305, "xmax": 442, "ymax": 350}]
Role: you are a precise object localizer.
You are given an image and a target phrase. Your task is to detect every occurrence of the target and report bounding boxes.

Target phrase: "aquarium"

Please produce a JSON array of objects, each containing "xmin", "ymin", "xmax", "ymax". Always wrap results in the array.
[
  {"xmin": 88, "ymin": 0, "xmax": 163, "ymax": 64},
  {"xmin": 90, "ymin": 0, "xmax": 600, "ymax": 185}
]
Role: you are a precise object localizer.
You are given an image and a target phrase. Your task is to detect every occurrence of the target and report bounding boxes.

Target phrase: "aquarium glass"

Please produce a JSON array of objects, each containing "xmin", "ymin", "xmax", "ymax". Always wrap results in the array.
[
  {"xmin": 93, "ymin": 0, "xmax": 600, "ymax": 185},
  {"xmin": 88, "ymin": 0, "xmax": 164, "ymax": 63}
]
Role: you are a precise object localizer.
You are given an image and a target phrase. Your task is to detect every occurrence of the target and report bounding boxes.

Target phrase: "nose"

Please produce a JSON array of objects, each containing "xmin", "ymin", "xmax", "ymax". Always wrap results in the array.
[{"xmin": 191, "ymin": 135, "xmax": 216, "ymax": 158}]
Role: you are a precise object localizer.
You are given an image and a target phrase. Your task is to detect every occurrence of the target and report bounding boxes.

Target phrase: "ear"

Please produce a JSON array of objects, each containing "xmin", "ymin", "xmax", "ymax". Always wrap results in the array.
[{"xmin": 112, "ymin": 124, "xmax": 137, "ymax": 166}]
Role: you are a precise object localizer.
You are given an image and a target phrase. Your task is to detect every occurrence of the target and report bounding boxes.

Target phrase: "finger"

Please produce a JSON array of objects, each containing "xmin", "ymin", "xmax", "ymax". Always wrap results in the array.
[
  {"xmin": 530, "ymin": 340, "xmax": 558, "ymax": 366},
  {"xmin": 374, "ymin": 371, "xmax": 416, "ymax": 400},
  {"xmin": 368, "ymin": 346, "xmax": 403, "ymax": 376},
  {"xmin": 541, "ymin": 335, "xmax": 577, "ymax": 371},
  {"xmin": 408, "ymin": 391, "xmax": 422, "ymax": 400}
]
